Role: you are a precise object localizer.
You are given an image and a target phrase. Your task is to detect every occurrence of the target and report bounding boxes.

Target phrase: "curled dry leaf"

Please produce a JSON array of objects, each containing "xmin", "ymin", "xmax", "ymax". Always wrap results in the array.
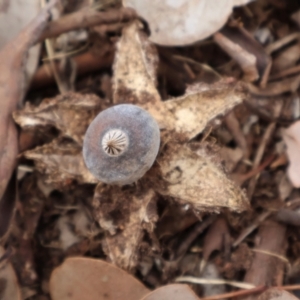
[
  {"xmin": 0, "ymin": 247, "xmax": 21, "ymax": 300},
  {"xmin": 0, "ymin": 0, "xmax": 55, "ymax": 199},
  {"xmin": 93, "ymin": 184, "xmax": 157, "ymax": 270},
  {"xmin": 0, "ymin": 0, "xmax": 41, "ymax": 82},
  {"xmin": 124, "ymin": 0, "xmax": 253, "ymax": 46},
  {"xmin": 49, "ymin": 257, "xmax": 150, "ymax": 300},
  {"xmin": 282, "ymin": 120, "xmax": 300, "ymax": 188},
  {"xmin": 0, "ymin": 0, "xmax": 56, "ymax": 241},
  {"xmin": 140, "ymin": 284, "xmax": 199, "ymax": 300}
]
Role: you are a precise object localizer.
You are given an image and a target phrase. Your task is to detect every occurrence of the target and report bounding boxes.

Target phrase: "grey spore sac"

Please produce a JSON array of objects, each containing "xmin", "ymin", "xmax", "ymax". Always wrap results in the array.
[{"xmin": 83, "ymin": 104, "xmax": 160, "ymax": 185}]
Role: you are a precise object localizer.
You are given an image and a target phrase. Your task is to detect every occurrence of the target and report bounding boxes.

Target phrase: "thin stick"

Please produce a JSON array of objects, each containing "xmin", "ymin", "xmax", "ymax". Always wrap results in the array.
[
  {"xmin": 200, "ymin": 285, "xmax": 266, "ymax": 300},
  {"xmin": 176, "ymin": 216, "xmax": 216, "ymax": 258},
  {"xmin": 38, "ymin": 7, "xmax": 136, "ymax": 42},
  {"xmin": 247, "ymin": 102, "xmax": 283, "ymax": 200}
]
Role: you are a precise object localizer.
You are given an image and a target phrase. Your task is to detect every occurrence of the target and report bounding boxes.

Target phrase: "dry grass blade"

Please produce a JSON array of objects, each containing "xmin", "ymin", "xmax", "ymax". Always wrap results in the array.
[{"xmin": 175, "ymin": 276, "xmax": 256, "ymax": 289}]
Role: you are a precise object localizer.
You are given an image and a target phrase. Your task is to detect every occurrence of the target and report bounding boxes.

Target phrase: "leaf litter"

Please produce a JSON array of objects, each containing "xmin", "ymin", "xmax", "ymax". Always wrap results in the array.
[{"xmin": 1, "ymin": 0, "xmax": 300, "ymax": 299}]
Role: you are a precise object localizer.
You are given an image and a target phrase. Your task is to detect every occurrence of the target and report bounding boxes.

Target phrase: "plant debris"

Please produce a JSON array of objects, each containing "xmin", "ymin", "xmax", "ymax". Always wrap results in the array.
[{"xmin": 1, "ymin": 0, "xmax": 300, "ymax": 299}]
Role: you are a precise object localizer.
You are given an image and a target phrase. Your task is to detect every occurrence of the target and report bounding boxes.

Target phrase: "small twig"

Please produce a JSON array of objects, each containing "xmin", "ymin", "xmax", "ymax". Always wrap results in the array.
[
  {"xmin": 38, "ymin": 7, "xmax": 137, "ymax": 42},
  {"xmin": 277, "ymin": 208, "xmax": 300, "ymax": 226},
  {"xmin": 265, "ymin": 32, "xmax": 300, "ymax": 55},
  {"xmin": 176, "ymin": 216, "xmax": 216, "ymax": 259},
  {"xmin": 234, "ymin": 154, "xmax": 276, "ymax": 186},
  {"xmin": 247, "ymin": 102, "xmax": 283, "ymax": 200},
  {"xmin": 31, "ymin": 50, "xmax": 114, "ymax": 89},
  {"xmin": 214, "ymin": 32, "xmax": 259, "ymax": 82},
  {"xmin": 172, "ymin": 55, "xmax": 222, "ymax": 79},
  {"xmin": 278, "ymin": 284, "xmax": 300, "ymax": 291},
  {"xmin": 224, "ymin": 112, "xmax": 248, "ymax": 158},
  {"xmin": 199, "ymin": 284, "xmax": 300, "ymax": 300},
  {"xmin": 270, "ymin": 64, "xmax": 300, "ymax": 81},
  {"xmin": 41, "ymin": 0, "xmax": 69, "ymax": 93},
  {"xmin": 233, "ymin": 211, "xmax": 272, "ymax": 247},
  {"xmin": 41, "ymin": 43, "xmax": 89, "ymax": 61}
]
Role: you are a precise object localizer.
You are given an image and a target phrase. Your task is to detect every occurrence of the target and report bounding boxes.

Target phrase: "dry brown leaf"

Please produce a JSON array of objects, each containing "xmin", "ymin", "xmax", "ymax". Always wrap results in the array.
[
  {"xmin": 140, "ymin": 284, "xmax": 199, "ymax": 300},
  {"xmin": 218, "ymin": 146, "xmax": 243, "ymax": 172},
  {"xmin": 49, "ymin": 257, "xmax": 150, "ymax": 300},
  {"xmin": 0, "ymin": 173, "xmax": 17, "ymax": 241},
  {"xmin": 282, "ymin": 121, "xmax": 300, "ymax": 188},
  {"xmin": 156, "ymin": 205, "xmax": 198, "ymax": 239},
  {"xmin": 157, "ymin": 143, "xmax": 248, "ymax": 212},
  {"xmin": 214, "ymin": 33, "xmax": 258, "ymax": 82},
  {"xmin": 124, "ymin": 0, "xmax": 252, "ymax": 46},
  {"xmin": 243, "ymin": 221, "xmax": 286, "ymax": 288},
  {"xmin": 23, "ymin": 139, "xmax": 97, "ymax": 186},
  {"xmin": 257, "ymin": 288, "xmax": 299, "ymax": 300},
  {"xmin": 0, "ymin": 0, "xmax": 41, "ymax": 82},
  {"xmin": 0, "ymin": 0, "xmax": 55, "ymax": 200},
  {"xmin": 93, "ymin": 184, "xmax": 157, "ymax": 270},
  {"xmin": 0, "ymin": 0, "xmax": 56, "ymax": 242},
  {"xmin": 202, "ymin": 218, "xmax": 230, "ymax": 261},
  {"xmin": 0, "ymin": 247, "xmax": 21, "ymax": 300},
  {"xmin": 214, "ymin": 27, "xmax": 271, "ymax": 83},
  {"xmin": 247, "ymin": 74, "xmax": 300, "ymax": 96},
  {"xmin": 14, "ymin": 92, "xmax": 102, "ymax": 145}
]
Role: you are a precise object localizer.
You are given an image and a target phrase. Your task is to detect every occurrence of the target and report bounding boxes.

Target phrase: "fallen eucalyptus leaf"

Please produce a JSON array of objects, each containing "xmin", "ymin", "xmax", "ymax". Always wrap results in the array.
[
  {"xmin": 0, "ymin": 247, "xmax": 21, "ymax": 300},
  {"xmin": 50, "ymin": 257, "xmax": 150, "ymax": 300},
  {"xmin": 282, "ymin": 120, "xmax": 300, "ymax": 188},
  {"xmin": 0, "ymin": 0, "xmax": 41, "ymax": 83},
  {"xmin": 257, "ymin": 288, "xmax": 298, "ymax": 300},
  {"xmin": 124, "ymin": 0, "xmax": 253, "ymax": 46},
  {"xmin": 140, "ymin": 284, "xmax": 199, "ymax": 300},
  {"xmin": 0, "ymin": 0, "xmax": 56, "ymax": 199},
  {"xmin": 0, "ymin": 0, "xmax": 56, "ymax": 239}
]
